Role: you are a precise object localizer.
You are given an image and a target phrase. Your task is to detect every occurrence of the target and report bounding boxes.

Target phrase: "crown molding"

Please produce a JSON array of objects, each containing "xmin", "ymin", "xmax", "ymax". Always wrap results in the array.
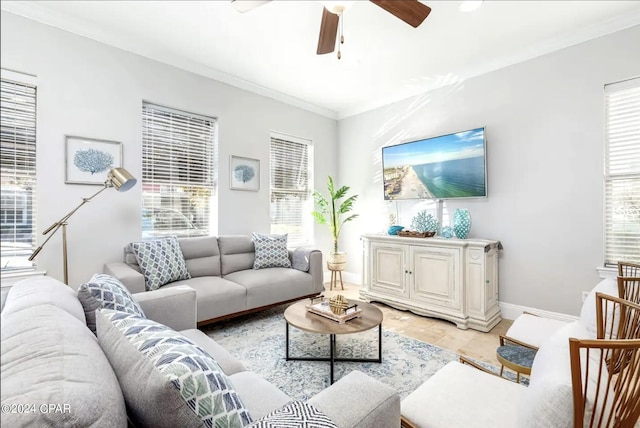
[{"xmin": 3, "ymin": 1, "xmax": 639, "ymax": 122}]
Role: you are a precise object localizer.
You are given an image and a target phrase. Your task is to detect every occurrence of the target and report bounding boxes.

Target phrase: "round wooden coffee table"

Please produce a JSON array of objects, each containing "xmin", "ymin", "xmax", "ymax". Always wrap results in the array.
[{"xmin": 284, "ymin": 299, "xmax": 383, "ymax": 384}]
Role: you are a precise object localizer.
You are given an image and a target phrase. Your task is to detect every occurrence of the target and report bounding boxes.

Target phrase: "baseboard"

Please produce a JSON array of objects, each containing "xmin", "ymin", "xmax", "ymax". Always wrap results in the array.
[
  {"xmin": 499, "ymin": 302, "xmax": 579, "ymax": 322},
  {"xmin": 322, "ymin": 270, "xmax": 361, "ymax": 289}
]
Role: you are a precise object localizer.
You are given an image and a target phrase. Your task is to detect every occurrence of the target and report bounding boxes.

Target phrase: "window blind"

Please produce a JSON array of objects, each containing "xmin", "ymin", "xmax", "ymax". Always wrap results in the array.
[
  {"xmin": 604, "ymin": 77, "xmax": 640, "ymax": 265},
  {"xmin": 142, "ymin": 102, "xmax": 216, "ymax": 239},
  {"xmin": 270, "ymin": 133, "xmax": 313, "ymax": 247},
  {"xmin": 0, "ymin": 76, "xmax": 37, "ymax": 272}
]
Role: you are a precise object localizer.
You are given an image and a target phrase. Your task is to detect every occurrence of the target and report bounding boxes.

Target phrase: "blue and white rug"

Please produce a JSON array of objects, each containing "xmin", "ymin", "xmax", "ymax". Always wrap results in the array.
[{"xmin": 203, "ymin": 305, "xmax": 520, "ymax": 401}]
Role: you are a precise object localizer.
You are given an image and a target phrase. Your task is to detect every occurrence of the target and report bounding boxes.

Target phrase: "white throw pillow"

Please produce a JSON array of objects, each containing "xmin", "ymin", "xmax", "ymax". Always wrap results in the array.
[{"xmin": 579, "ymin": 278, "xmax": 618, "ymax": 337}]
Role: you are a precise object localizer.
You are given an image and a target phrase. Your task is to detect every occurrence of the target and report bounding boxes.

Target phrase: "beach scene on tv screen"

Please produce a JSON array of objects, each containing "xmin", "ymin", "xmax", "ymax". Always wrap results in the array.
[{"xmin": 383, "ymin": 128, "xmax": 486, "ymax": 200}]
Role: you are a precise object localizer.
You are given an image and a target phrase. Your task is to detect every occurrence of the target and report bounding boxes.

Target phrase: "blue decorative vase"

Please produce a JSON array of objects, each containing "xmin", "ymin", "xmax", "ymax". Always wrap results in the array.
[
  {"xmin": 453, "ymin": 209, "xmax": 471, "ymax": 239},
  {"xmin": 440, "ymin": 226, "xmax": 454, "ymax": 239},
  {"xmin": 388, "ymin": 225, "xmax": 404, "ymax": 235}
]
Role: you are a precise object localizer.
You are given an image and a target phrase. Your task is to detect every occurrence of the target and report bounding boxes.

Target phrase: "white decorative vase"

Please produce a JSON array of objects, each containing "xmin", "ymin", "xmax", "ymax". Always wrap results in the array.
[{"xmin": 327, "ymin": 252, "xmax": 347, "ymax": 271}]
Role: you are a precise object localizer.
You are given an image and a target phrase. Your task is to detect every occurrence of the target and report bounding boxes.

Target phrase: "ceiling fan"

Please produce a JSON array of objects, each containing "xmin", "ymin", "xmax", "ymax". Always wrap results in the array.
[{"xmin": 231, "ymin": 1, "xmax": 431, "ymax": 59}]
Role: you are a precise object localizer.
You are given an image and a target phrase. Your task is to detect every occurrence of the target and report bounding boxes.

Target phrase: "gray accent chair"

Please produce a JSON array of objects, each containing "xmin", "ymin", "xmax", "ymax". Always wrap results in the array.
[
  {"xmin": 104, "ymin": 235, "xmax": 324, "ymax": 326},
  {"xmin": 1, "ymin": 277, "xmax": 400, "ymax": 428}
]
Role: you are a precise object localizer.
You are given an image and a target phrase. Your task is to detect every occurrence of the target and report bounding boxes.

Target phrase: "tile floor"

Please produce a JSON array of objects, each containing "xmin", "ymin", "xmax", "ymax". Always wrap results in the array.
[{"xmin": 323, "ymin": 281, "xmax": 513, "ymax": 368}]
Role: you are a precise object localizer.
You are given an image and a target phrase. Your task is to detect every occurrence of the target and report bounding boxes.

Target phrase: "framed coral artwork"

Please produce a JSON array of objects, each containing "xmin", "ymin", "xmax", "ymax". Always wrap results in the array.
[
  {"xmin": 65, "ymin": 136, "xmax": 122, "ymax": 185},
  {"xmin": 230, "ymin": 155, "xmax": 260, "ymax": 191}
]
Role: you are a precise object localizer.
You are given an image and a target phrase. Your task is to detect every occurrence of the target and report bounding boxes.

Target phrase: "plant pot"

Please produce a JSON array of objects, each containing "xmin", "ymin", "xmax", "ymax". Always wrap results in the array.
[{"xmin": 327, "ymin": 251, "xmax": 347, "ymax": 271}]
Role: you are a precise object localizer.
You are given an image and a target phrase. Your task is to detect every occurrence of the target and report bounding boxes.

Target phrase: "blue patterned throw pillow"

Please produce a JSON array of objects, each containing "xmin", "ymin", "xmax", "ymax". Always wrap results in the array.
[
  {"xmin": 77, "ymin": 273, "xmax": 145, "ymax": 334},
  {"xmin": 129, "ymin": 236, "xmax": 191, "ymax": 291},
  {"xmin": 249, "ymin": 401, "xmax": 337, "ymax": 428},
  {"xmin": 96, "ymin": 310, "xmax": 253, "ymax": 428},
  {"xmin": 252, "ymin": 233, "xmax": 291, "ymax": 270}
]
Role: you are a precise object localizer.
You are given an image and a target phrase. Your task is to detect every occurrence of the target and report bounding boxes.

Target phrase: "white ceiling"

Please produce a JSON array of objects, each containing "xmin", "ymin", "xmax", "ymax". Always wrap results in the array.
[{"xmin": 2, "ymin": 0, "xmax": 640, "ymax": 119}]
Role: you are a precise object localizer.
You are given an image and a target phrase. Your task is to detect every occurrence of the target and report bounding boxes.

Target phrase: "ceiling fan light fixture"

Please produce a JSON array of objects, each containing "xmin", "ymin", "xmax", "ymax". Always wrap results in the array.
[
  {"xmin": 322, "ymin": 1, "xmax": 355, "ymax": 15},
  {"xmin": 459, "ymin": 0, "xmax": 483, "ymax": 13}
]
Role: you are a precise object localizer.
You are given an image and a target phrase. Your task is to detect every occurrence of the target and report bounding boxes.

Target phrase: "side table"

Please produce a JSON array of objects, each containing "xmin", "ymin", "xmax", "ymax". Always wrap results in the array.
[
  {"xmin": 496, "ymin": 344, "xmax": 536, "ymax": 383},
  {"xmin": 329, "ymin": 267, "xmax": 344, "ymax": 291}
]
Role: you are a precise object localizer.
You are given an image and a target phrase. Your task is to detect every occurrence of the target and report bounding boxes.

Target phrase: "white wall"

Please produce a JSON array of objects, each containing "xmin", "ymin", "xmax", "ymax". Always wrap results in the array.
[
  {"xmin": 1, "ymin": 12, "xmax": 338, "ymax": 288},
  {"xmin": 338, "ymin": 25, "xmax": 640, "ymax": 316}
]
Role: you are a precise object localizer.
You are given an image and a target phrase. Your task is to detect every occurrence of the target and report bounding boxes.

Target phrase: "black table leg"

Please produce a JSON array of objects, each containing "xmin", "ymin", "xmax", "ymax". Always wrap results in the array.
[{"xmin": 285, "ymin": 324, "xmax": 382, "ymax": 384}]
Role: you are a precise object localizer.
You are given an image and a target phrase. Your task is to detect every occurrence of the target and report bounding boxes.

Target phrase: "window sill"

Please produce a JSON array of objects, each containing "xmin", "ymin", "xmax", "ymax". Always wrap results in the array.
[{"xmin": 596, "ymin": 266, "xmax": 617, "ymax": 279}]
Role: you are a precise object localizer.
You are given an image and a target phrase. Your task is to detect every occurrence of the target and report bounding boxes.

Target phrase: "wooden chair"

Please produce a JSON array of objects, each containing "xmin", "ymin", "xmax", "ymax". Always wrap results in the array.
[
  {"xmin": 568, "ymin": 293, "xmax": 640, "ymax": 427},
  {"xmin": 569, "ymin": 338, "xmax": 640, "ymax": 427},
  {"xmin": 618, "ymin": 261, "xmax": 640, "ymax": 277},
  {"xmin": 618, "ymin": 277, "xmax": 640, "ymax": 307}
]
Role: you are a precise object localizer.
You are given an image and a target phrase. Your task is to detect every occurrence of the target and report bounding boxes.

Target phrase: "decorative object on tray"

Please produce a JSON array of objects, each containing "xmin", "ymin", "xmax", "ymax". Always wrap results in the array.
[
  {"xmin": 306, "ymin": 295, "xmax": 361, "ymax": 323},
  {"xmin": 410, "ymin": 210, "xmax": 439, "ymax": 234},
  {"xmin": 397, "ymin": 230, "xmax": 436, "ymax": 238},
  {"xmin": 440, "ymin": 225, "xmax": 455, "ymax": 239},
  {"xmin": 387, "ymin": 225, "xmax": 404, "ymax": 236},
  {"xmin": 329, "ymin": 295, "xmax": 349, "ymax": 315},
  {"xmin": 453, "ymin": 208, "xmax": 472, "ymax": 239}
]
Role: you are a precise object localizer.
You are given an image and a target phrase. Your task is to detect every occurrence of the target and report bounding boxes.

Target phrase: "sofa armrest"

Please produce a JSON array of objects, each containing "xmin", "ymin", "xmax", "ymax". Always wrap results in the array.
[
  {"xmin": 104, "ymin": 262, "xmax": 145, "ymax": 294},
  {"xmin": 307, "ymin": 250, "xmax": 324, "ymax": 294},
  {"xmin": 308, "ymin": 371, "xmax": 400, "ymax": 428},
  {"xmin": 132, "ymin": 285, "xmax": 197, "ymax": 331}
]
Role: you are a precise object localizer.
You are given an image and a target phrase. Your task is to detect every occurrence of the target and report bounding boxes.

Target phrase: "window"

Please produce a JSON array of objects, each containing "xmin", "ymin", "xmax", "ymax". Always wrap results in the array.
[
  {"xmin": 604, "ymin": 77, "xmax": 640, "ymax": 265},
  {"xmin": 0, "ymin": 71, "xmax": 37, "ymax": 272},
  {"xmin": 142, "ymin": 102, "xmax": 217, "ymax": 239},
  {"xmin": 270, "ymin": 132, "xmax": 313, "ymax": 247}
]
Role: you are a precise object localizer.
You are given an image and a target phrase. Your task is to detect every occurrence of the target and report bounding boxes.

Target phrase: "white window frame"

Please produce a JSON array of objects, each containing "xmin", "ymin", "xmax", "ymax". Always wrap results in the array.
[
  {"xmin": 141, "ymin": 102, "xmax": 217, "ymax": 239},
  {"xmin": 604, "ymin": 77, "xmax": 640, "ymax": 266},
  {"xmin": 0, "ymin": 69, "xmax": 37, "ymax": 273},
  {"xmin": 269, "ymin": 131, "xmax": 314, "ymax": 248}
]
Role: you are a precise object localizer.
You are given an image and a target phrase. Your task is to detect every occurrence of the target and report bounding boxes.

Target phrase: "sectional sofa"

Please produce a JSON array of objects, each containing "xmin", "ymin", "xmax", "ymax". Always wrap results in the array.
[
  {"xmin": 104, "ymin": 235, "xmax": 324, "ymax": 326},
  {"xmin": 0, "ymin": 276, "xmax": 400, "ymax": 427}
]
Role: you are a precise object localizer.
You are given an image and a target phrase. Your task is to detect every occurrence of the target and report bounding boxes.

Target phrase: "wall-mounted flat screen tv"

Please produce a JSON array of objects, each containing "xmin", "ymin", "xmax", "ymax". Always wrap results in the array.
[{"xmin": 382, "ymin": 127, "xmax": 487, "ymax": 200}]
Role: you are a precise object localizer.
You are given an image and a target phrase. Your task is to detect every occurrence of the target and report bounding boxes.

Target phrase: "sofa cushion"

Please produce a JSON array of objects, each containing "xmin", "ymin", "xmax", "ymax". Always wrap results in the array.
[
  {"xmin": 401, "ymin": 361, "xmax": 523, "ymax": 428},
  {"xmin": 1, "ymin": 304, "xmax": 127, "ymax": 427},
  {"xmin": 229, "ymin": 371, "xmax": 292, "ymax": 420},
  {"xmin": 225, "ymin": 268, "xmax": 313, "ymax": 310},
  {"xmin": 167, "ymin": 277, "xmax": 247, "ymax": 322},
  {"xmin": 1, "ymin": 276, "xmax": 86, "ymax": 323},
  {"xmin": 248, "ymin": 400, "xmax": 337, "ymax": 428},
  {"xmin": 252, "ymin": 233, "xmax": 292, "ymax": 270},
  {"xmin": 519, "ymin": 320, "xmax": 609, "ymax": 428},
  {"xmin": 130, "ymin": 236, "xmax": 191, "ymax": 290},
  {"xmin": 96, "ymin": 309, "xmax": 252, "ymax": 428},
  {"xmin": 178, "ymin": 236, "xmax": 222, "ymax": 277},
  {"xmin": 180, "ymin": 328, "xmax": 247, "ymax": 376},
  {"xmin": 77, "ymin": 273, "xmax": 146, "ymax": 333},
  {"xmin": 219, "ymin": 235, "xmax": 256, "ymax": 275}
]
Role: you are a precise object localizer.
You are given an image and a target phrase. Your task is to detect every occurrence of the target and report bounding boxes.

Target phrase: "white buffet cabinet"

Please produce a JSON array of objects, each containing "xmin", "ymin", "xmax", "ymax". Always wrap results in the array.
[{"xmin": 361, "ymin": 234, "xmax": 502, "ymax": 332}]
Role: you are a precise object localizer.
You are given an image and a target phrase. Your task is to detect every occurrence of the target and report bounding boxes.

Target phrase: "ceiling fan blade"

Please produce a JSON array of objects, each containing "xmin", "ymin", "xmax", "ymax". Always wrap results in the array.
[
  {"xmin": 231, "ymin": 0, "xmax": 271, "ymax": 13},
  {"xmin": 369, "ymin": 0, "xmax": 431, "ymax": 28},
  {"xmin": 317, "ymin": 8, "xmax": 339, "ymax": 55}
]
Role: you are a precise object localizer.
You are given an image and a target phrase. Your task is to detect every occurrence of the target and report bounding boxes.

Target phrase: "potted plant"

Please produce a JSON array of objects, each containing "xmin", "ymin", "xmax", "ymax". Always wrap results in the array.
[{"xmin": 312, "ymin": 176, "xmax": 358, "ymax": 271}]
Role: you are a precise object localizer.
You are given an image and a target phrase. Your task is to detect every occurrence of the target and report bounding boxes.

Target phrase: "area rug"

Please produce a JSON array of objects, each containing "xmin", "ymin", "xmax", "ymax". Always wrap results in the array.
[{"xmin": 203, "ymin": 304, "xmax": 520, "ymax": 400}]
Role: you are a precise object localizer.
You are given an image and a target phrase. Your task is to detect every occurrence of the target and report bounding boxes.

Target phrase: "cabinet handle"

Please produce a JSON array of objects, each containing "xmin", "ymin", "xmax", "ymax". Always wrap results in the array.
[
  {"xmin": 409, "ymin": 271, "xmax": 413, "ymax": 275},
  {"xmin": 405, "ymin": 270, "xmax": 408, "ymax": 274}
]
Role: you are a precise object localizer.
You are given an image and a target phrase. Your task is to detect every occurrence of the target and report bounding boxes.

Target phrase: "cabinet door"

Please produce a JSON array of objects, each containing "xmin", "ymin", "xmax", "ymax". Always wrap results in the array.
[
  {"xmin": 370, "ymin": 242, "xmax": 409, "ymax": 298},
  {"xmin": 410, "ymin": 246, "xmax": 461, "ymax": 310}
]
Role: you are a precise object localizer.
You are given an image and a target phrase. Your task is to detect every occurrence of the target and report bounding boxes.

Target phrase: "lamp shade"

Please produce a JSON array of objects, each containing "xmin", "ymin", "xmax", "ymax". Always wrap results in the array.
[{"xmin": 108, "ymin": 167, "xmax": 137, "ymax": 192}]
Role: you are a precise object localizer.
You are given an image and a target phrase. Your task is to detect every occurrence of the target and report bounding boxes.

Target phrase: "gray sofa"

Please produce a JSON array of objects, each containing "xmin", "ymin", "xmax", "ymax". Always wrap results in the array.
[
  {"xmin": 0, "ymin": 276, "xmax": 400, "ymax": 427},
  {"xmin": 104, "ymin": 235, "xmax": 324, "ymax": 326}
]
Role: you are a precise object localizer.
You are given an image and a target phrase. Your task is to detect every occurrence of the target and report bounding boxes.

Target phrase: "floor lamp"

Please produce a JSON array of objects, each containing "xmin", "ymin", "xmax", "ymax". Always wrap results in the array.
[{"xmin": 29, "ymin": 167, "xmax": 137, "ymax": 285}]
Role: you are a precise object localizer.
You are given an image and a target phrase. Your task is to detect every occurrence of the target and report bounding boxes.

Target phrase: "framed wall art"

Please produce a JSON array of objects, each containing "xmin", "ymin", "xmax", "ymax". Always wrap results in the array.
[
  {"xmin": 65, "ymin": 136, "xmax": 122, "ymax": 185},
  {"xmin": 230, "ymin": 155, "xmax": 260, "ymax": 191}
]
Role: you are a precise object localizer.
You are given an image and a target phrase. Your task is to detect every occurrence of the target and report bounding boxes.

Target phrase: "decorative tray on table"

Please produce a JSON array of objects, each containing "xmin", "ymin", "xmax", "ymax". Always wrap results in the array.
[{"xmin": 306, "ymin": 295, "xmax": 362, "ymax": 324}]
